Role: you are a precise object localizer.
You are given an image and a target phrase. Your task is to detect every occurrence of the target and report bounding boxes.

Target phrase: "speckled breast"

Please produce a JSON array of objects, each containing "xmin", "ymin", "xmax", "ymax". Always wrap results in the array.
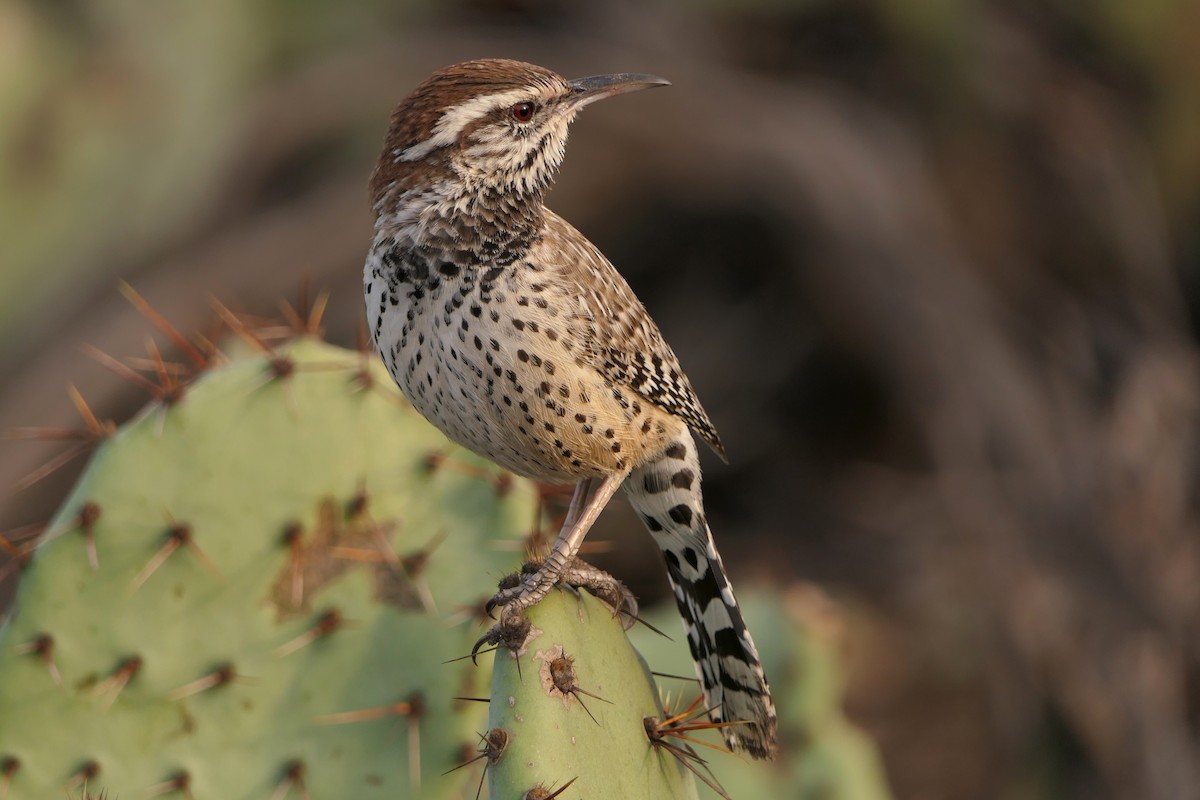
[{"xmin": 365, "ymin": 243, "xmax": 676, "ymax": 484}]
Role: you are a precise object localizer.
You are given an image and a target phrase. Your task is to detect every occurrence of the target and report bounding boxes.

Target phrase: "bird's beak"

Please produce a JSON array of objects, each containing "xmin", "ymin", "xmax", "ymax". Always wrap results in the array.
[{"xmin": 566, "ymin": 72, "xmax": 670, "ymax": 110}]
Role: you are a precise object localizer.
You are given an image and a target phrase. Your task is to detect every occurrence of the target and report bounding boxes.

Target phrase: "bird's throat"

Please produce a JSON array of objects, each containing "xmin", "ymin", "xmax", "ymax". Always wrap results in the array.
[{"xmin": 377, "ymin": 180, "xmax": 545, "ymax": 268}]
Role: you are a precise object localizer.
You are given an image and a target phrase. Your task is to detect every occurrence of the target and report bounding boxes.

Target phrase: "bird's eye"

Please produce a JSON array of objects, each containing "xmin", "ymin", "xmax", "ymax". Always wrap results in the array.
[{"xmin": 511, "ymin": 102, "xmax": 535, "ymax": 123}]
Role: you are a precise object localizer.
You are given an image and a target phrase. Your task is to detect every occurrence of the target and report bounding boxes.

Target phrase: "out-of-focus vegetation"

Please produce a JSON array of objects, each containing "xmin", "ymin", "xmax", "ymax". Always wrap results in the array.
[{"xmin": 3, "ymin": 1, "xmax": 1198, "ymax": 798}]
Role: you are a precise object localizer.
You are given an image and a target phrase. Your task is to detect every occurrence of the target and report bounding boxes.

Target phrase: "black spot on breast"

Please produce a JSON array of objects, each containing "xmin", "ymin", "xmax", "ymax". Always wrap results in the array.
[
  {"xmin": 664, "ymin": 443, "xmax": 687, "ymax": 460},
  {"xmin": 645, "ymin": 515, "xmax": 666, "ymax": 534},
  {"xmin": 439, "ymin": 261, "xmax": 460, "ymax": 277},
  {"xmin": 682, "ymin": 547, "xmax": 700, "ymax": 571}
]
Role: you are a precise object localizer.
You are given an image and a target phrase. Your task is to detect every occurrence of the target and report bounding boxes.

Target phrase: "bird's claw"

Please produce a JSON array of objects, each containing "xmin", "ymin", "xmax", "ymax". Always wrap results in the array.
[
  {"xmin": 484, "ymin": 564, "xmax": 537, "ymax": 618},
  {"xmin": 471, "ymin": 609, "xmax": 533, "ymax": 661}
]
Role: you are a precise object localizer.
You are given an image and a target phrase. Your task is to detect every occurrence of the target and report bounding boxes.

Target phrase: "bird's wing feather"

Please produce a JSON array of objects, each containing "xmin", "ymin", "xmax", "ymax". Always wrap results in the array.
[{"xmin": 535, "ymin": 210, "xmax": 726, "ymax": 459}]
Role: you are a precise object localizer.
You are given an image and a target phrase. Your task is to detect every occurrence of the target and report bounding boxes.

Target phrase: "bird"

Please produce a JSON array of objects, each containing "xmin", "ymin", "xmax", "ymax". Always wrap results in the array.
[{"xmin": 362, "ymin": 58, "xmax": 777, "ymax": 758}]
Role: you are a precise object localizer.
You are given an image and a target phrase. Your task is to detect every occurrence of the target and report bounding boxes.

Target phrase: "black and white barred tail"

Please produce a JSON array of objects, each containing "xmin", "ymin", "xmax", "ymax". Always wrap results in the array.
[{"xmin": 624, "ymin": 434, "xmax": 778, "ymax": 759}]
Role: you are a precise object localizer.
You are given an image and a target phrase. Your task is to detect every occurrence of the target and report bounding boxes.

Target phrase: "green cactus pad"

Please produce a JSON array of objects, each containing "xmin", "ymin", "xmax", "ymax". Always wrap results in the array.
[
  {"xmin": 629, "ymin": 587, "xmax": 895, "ymax": 800},
  {"xmin": 486, "ymin": 589, "xmax": 699, "ymax": 799},
  {"xmin": 0, "ymin": 337, "xmax": 537, "ymax": 799}
]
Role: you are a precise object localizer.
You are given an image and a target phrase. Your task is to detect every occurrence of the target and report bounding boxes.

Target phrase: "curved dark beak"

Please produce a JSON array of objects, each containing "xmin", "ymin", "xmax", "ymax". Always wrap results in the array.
[{"xmin": 566, "ymin": 72, "xmax": 670, "ymax": 110}]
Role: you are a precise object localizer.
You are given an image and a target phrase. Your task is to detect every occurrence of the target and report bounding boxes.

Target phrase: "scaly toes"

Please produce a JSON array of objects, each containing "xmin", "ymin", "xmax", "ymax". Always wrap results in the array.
[
  {"xmin": 486, "ymin": 557, "xmax": 638, "ymax": 625},
  {"xmin": 560, "ymin": 560, "xmax": 638, "ymax": 623},
  {"xmin": 485, "ymin": 558, "xmax": 563, "ymax": 618}
]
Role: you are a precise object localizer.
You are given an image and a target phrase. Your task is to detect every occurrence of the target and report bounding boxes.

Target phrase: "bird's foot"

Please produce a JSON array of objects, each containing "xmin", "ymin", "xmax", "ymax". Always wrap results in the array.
[
  {"xmin": 471, "ymin": 559, "xmax": 638, "ymax": 658},
  {"xmin": 483, "ymin": 557, "xmax": 638, "ymax": 629},
  {"xmin": 557, "ymin": 559, "xmax": 639, "ymax": 626}
]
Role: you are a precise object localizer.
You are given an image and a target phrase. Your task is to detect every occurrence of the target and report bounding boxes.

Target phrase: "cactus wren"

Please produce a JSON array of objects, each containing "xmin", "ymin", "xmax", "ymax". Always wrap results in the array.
[{"xmin": 363, "ymin": 59, "xmax": 776, "ymax": 758}]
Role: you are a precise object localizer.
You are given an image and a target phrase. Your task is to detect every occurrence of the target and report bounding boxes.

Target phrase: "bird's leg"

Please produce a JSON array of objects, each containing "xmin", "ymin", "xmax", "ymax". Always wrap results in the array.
[
  {"xmin": 560, "ymin": 474, "xmax": 593, "ymax": 532},
  {"xmin": 486, "ymin": 469, "xmax": 632, "ymax": 619},
  {"xmin": 511, "ymin": 474, "xmax": 638, "ymax": 618}
]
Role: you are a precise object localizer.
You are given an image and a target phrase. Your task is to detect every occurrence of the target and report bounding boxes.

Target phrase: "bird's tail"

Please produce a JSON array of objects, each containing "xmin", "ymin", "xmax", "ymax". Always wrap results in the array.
[{"xmin": 623, "ymin": 433, "xmax": 777, "ymax": 759}]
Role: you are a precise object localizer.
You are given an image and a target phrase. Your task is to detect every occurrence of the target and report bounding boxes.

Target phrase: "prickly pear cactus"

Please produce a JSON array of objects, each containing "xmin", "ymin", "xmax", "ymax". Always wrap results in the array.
[
  {"xmin": 0, "ymin": 337, "xmax": 538, "ymax": 799},
  {"xmin": 486, "ymin": 589, "xmax": 699, "ymax": 799},
  {"xmin": 630, "ymin": 586, "xmax": 895, "ymax": 800}
]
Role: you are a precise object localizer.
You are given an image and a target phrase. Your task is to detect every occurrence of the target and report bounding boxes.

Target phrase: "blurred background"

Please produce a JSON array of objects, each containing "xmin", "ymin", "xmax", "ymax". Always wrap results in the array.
[{"xmin": 3, "ymin": 0, "xmax": 1199, "ymax": 797}]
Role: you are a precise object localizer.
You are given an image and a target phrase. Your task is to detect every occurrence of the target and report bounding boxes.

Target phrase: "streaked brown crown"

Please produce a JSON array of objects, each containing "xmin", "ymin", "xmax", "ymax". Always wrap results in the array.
[{"xmin": 369, "ymin": 59, "xmax": 568, "ymax": 209}]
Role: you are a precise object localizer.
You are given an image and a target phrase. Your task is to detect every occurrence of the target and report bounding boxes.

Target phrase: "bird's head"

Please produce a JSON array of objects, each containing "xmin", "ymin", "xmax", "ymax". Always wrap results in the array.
[{"xmin": 370, "ymin": 59, "xmax": 668, "ymax": 213}]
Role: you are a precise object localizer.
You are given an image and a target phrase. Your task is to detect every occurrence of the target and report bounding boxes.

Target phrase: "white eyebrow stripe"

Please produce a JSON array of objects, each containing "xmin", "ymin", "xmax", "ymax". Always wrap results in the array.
[{"xmin": 399, "ymin": 87, "xmax": 533, "ymax": 162}]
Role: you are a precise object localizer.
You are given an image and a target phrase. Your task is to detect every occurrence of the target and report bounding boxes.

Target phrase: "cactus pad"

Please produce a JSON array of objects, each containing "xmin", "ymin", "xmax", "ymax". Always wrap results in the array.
[
  {"xmin": 486, "ymin": 588, "xmax": 699, "ymax": 798},
  {"xmin": 0, "ymin": 337, "xmax": 538, "ymax": 799}
]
